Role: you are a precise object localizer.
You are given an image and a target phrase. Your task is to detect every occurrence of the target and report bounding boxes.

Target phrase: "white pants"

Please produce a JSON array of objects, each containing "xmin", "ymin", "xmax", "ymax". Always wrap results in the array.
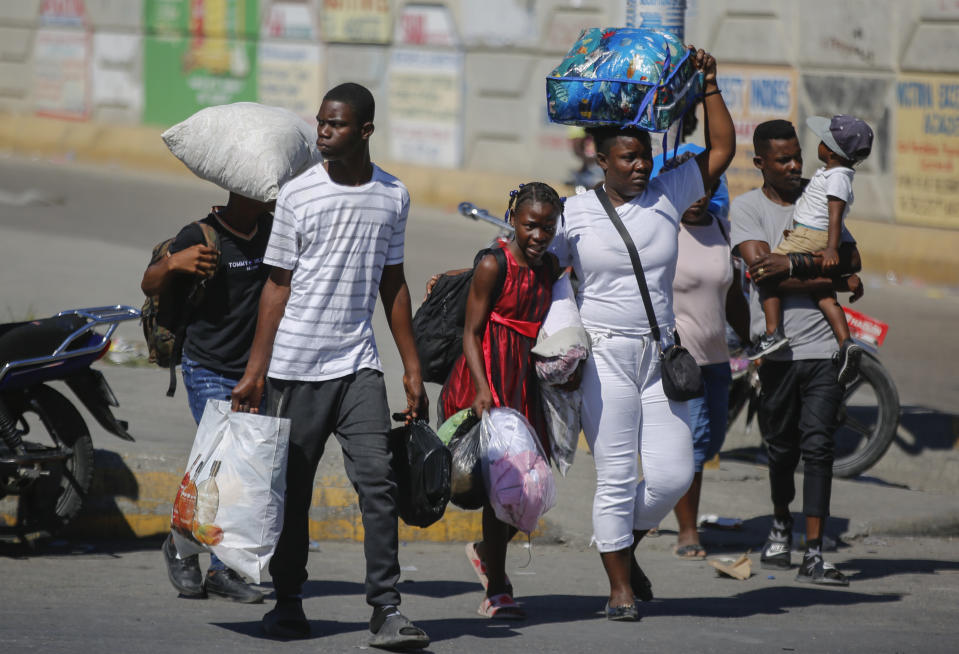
[{"xmin": 581, "ymin": 330, "xmax": 694, "ymax": 553}]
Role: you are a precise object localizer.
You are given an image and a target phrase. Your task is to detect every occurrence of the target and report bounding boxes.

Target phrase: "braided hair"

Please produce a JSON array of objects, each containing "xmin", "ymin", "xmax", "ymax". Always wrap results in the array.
[{"xmin": 505, "ymin": 182, "xmax": 564, "ymax": 223}]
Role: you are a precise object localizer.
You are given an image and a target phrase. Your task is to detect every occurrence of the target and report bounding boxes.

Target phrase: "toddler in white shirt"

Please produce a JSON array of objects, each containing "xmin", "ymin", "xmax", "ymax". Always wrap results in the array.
[{"xmin": 752, "ymin": 114, "xmax": 874, "ymax": 385}]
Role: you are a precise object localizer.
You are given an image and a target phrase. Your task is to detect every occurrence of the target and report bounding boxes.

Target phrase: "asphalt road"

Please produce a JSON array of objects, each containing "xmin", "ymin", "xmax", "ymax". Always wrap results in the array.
[{"xmin": 3, "ymin": 537, "xmax": 959, "ymax": 654}]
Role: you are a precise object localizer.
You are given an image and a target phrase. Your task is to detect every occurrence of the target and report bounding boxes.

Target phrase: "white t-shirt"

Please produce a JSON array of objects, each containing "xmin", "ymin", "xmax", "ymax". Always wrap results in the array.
[
  {"xmin": 263, "ymin": 162, "xmax": 409, "ymax": 381},
  {"xmin": 792, "ymin": 166, "xmax": 855, "ymax": 231},
  {"xmin": 549, "ymin": 158, "xmax": 705, "ymax": 335}
]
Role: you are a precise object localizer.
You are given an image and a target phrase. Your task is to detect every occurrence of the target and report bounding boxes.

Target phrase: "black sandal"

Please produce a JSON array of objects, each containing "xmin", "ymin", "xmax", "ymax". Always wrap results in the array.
[{"xmin": 369, "ymin": 606, "xmax": 430, "ymax": 650}]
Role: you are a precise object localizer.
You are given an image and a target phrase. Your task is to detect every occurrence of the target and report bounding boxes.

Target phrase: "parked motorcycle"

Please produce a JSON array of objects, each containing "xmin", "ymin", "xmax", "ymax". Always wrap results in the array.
[
  {"xmin": 727, "ymin": 307, "xmax": 900, "ymax": 478},
  {"xmin": 0, "ymin": 305, "xmax": 140, "ymax": 540}
]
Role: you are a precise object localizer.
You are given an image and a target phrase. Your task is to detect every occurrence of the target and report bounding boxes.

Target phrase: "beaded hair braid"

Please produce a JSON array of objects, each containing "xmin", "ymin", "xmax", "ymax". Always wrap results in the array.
[{"xmin": 504, "ymin": 182, "xmax": 564, "ymax": 223}]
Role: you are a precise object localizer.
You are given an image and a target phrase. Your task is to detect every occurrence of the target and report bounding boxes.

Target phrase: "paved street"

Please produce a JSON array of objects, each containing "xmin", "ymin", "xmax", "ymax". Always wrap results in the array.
[
  {"xmin": 2, "ymin": 537, "xmax": 958, "ymax": 653},
  {"xmin": 1, "ymin": 156, "xmax": 958, "ymax": 653}
]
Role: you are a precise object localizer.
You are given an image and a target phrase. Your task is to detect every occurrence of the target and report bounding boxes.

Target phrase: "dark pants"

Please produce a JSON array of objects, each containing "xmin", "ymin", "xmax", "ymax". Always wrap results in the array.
[
  {"xmin": 757, "ymin": 359, "xmax": 842, "ymax": 518},
  {"xmin": 266, "ymin": 369, "xmax": 400, "ymax": 607}
]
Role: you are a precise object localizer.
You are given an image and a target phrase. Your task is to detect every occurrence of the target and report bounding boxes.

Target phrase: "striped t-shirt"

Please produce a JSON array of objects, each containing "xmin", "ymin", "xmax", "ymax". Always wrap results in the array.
[{"xmin": 263, "ymin": 162, "xmax": 409, "ymax": 381}]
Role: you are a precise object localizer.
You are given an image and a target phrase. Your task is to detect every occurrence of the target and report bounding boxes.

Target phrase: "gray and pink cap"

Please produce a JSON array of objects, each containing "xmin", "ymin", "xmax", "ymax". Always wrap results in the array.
[{"xmin": 807, "ymin": 114, "xmax": 874, "ymax": 162}]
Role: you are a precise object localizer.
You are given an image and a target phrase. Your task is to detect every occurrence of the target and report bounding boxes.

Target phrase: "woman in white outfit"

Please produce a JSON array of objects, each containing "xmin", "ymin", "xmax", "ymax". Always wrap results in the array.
[{"xmin": 549, "ymin": 48, "xmax": 736, "ymax": 620}]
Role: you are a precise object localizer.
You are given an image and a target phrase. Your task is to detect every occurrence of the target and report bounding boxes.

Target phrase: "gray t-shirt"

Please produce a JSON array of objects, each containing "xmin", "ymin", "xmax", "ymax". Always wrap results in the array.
[{"xmin": 729, "ymin": 188, "xmax": 854, "ymax": 362}]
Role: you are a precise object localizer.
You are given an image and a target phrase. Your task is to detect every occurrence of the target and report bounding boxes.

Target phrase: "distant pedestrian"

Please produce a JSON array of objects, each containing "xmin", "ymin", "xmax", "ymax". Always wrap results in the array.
[
  {"xmin": 230, "ymin": 82, "xmax": 430, "ymax": 649},
  {"xmin": 731, "ymin": 119, "xmax": 865, "ymax": 585}
]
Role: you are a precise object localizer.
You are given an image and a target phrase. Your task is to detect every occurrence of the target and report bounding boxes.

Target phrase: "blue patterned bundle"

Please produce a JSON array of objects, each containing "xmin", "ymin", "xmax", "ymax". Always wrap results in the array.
[{"xmin": 546, "ymin": 27, "xmax": 704, "ymax": 132}]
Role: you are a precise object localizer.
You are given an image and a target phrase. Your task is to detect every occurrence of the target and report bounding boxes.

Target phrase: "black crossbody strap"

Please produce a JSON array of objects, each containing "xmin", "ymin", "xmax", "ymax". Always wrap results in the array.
[{"xmin": 594, "ymin": 186, "xmax": 661, "ymax": 343}]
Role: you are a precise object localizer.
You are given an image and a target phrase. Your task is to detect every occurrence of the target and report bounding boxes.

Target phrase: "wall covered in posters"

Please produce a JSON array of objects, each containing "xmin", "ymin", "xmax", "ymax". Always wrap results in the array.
[
  {"xmin": 387, "ymin": 48, "xmax": 463, "ymax": 167},
  {"xmin": 320, "ymin": 0, "xmax": 392, "ymax": 44},
  {"xmin": 143, "ymin": 0, "xmax": 259, "ymax": 126},
  {"xmin": 895, "ymin": 76, "xmax": 959, "ymax": 229},
  {"xmin": 259, "ymin": 2, "xmax": 323, "ymax": 124},
  {"xmin": 34, "ymin": 0, "xmax": 90, "ymax": 119},
  {"xmin": 717, "ymin": 65, "xmax": 798, "ymax": 199}
]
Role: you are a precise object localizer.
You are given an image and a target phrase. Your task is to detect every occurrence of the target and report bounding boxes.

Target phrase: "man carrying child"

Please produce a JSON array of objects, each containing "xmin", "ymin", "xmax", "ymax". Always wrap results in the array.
[
  {"xmin": 731, "ymin": 119, "xmax": 865, "ymax": 585},
  {"xmin": 749, "ymin": 114, "xmax": 874, "ymax": 386}
]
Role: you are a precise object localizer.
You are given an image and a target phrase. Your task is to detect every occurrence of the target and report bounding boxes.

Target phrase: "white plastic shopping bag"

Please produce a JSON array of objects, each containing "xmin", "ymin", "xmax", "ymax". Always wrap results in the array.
[
  {"xmin": 171, "ymin": 400, "xmax": 291, "ymax": 582},
  {"xmin": 531, "ymin": 275, "xmax": 590, "ymax": 385},
  {"xmin": 480, "ymin": 408, "xmax": 556, "ymax": 534}
]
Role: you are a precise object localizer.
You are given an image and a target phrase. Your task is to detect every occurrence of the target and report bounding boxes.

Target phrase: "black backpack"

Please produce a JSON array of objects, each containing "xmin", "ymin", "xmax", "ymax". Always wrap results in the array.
[
  {"xmin": 412, "ymin": 247, "xmax": 507, "ymax": 384},
  {"xmin": 389, "ymin": 419, "xmax": 452, "ymax": 528}
]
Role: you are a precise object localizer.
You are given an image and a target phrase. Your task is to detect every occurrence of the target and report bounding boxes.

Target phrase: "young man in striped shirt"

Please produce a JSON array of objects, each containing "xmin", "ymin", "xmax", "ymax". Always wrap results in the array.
[{"xmin": 231, "ymin": 83, "xmax": 429, "ymax": 650}]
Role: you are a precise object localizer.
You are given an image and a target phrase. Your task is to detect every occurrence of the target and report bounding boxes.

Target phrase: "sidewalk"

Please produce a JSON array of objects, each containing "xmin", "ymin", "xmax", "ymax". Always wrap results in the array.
[{"xmin": 3, "ymin": 365, "xmax": 956, "ymax": 547}]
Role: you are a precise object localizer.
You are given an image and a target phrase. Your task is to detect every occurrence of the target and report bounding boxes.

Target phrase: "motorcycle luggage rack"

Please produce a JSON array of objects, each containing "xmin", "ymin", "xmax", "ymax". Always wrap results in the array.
[{"xmin": 0, "ymin": 305, "xmax": 141, "ymax": 385}]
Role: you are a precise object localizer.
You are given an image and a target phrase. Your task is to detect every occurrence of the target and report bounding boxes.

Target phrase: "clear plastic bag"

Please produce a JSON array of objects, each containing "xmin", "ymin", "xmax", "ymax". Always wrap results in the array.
[
  {"xmin": 480, "ymin": 408, "xmax": 557, "ymax": 533},
  {"xmin": 447, "ymin": 413, "xmax": 485, "ymax": 510},
  {"xmin": 540, "ymin": 384, "xmax": 582, "ymax": 477}
]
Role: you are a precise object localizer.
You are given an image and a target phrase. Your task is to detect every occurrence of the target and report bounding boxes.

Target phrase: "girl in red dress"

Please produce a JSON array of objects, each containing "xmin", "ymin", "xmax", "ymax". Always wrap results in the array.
[{"xmin": 440, "ymin": 182, "xmax": 564, "ymax": 619}]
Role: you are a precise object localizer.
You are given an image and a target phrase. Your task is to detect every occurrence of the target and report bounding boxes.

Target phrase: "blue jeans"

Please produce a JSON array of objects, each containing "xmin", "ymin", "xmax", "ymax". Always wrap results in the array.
[
  {"xmin": 180, "ymin": 355, "xmax": 242, "ymax": 571},
  {"xmin": 688, "ymin": 362, "xmax": 732, "ymax": 473}
]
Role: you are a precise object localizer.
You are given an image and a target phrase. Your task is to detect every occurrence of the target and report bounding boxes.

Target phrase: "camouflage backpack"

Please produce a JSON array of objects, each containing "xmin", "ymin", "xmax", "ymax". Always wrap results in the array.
[{"xmin": 140, "ymin": 221, "xmax": 220, "ymax": 396}]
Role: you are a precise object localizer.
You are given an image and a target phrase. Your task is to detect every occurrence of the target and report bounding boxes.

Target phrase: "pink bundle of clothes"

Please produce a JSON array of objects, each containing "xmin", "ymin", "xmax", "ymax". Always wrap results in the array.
[{"xmin": 481, "ymin": 408, "xmax": 557, "ymax": 534}]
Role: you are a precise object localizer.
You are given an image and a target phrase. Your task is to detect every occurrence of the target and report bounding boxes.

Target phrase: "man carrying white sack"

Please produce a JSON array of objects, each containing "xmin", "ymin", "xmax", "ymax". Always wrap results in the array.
[{"xmin": 143, "ymin": 103, "xmax": 318, "ymax": 603}]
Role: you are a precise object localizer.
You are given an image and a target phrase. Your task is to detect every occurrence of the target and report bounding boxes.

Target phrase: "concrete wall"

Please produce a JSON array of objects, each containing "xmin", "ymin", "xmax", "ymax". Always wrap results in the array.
[{"xmin": 1, "ymin": 1, "xmax": 958, "ymax": 283}]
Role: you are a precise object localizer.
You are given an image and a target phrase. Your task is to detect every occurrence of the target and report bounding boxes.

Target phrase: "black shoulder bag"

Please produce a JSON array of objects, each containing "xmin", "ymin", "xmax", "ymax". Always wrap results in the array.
[{"xmin": 594, "ymin": 186, "xmax": 704, "ymax": 401}]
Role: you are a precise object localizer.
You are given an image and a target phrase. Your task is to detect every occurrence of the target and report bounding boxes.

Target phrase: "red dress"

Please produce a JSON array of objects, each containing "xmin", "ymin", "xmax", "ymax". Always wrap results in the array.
[{"xmin": 440, "ymin": 244, "xmax": 554, "ymax": 454}]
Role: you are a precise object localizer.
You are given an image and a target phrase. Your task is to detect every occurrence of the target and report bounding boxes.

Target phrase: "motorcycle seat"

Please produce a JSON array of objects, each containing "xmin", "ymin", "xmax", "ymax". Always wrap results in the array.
[{"xmin": 0, "ymin": 315, "xmax": 90, "ymax": 368}]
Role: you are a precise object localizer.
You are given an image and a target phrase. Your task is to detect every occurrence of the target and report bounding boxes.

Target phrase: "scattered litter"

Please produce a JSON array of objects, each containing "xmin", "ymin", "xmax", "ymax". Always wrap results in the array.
[
  {"xmin": 308, "ymin": 540, "xmax": 322, "ymax": 552},
  {"xmin": 767, "ymin": 575, "xmax": 775, "ymax": 579},
  {"xmin": 699, "ymin": 514, "xmax": 743, "ymax": 530},
  {"xmin": 512, "ymin": 571, "xmax": 536, "ymax": 576},
  {"xmin": 709, "ymin": 551, "xmax": 752, "ymax": 580},
  {"xmin": 400, "ymin": 565, "xmax": 418, "ymax": 571}
]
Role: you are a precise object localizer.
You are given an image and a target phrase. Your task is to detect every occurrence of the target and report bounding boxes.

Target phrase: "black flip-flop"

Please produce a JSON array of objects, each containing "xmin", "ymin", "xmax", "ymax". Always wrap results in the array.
[{"xmin": 674, "ymin": 543, "xmax": 707, "ymax": 560}]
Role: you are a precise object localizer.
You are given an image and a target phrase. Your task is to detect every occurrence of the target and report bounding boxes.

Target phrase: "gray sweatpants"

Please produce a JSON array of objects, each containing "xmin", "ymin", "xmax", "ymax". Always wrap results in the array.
[{"xmin": 266, "ymin": 369, "xmax": 400, "ymax": 607}]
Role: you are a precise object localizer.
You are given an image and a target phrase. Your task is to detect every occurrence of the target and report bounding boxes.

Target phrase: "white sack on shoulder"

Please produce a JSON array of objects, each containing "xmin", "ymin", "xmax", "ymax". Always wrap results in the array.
[
  {"xmin": 171, "ymin": 400, "xmax": 290, "ymax": 583},
  {"xmin": 162, "ymin": 102, "xmax": 320, "ymax": 202}
]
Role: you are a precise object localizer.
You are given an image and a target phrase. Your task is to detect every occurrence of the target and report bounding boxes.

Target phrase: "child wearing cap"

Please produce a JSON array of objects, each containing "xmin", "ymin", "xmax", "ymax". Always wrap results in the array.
[{"xmin": 750, "ymin": 114, "xmax": 874, "ymax": 385}]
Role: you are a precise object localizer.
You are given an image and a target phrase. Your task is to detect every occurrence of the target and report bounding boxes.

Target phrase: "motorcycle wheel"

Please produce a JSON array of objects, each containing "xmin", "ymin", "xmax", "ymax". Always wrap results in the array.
[
  {"xmin": 5, "ymin": 384, "xmax": 95, "ymax": 539},
  {"xmin": 832, "ymin": 351, "xmax": 900, "ymax": 478}
]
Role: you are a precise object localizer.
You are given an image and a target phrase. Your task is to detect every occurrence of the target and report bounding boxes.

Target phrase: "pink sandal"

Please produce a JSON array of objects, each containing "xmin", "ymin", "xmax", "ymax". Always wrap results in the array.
[
  {"xmin": 477, "ymin": 593, "xmax": 526, "ymax": 620},
  {"xmin": 464, "ymin": 542, "xmax": 513, "ymax": 592}
]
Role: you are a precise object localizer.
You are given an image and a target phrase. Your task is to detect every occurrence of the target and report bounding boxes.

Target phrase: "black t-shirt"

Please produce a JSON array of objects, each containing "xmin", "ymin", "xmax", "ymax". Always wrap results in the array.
[{"xmin": 169, "ymin": 211, "xmax": 272, "ymax": 376}]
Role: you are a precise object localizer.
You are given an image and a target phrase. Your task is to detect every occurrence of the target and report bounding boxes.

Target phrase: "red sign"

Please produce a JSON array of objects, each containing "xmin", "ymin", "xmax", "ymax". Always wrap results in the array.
[{"xmin": 843, "ymin": 307, "xmax": 889, "ymax": 347}]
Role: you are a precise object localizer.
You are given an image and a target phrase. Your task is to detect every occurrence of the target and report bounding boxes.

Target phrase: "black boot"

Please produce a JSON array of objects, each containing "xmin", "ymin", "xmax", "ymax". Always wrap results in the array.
[
  {"xmin": 161, "ymin": 533, "xmax": 205, "ymax": 597},
  {"xmin": 204, "ymin": 567, "xmax": 265, "ymax": 603}
]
